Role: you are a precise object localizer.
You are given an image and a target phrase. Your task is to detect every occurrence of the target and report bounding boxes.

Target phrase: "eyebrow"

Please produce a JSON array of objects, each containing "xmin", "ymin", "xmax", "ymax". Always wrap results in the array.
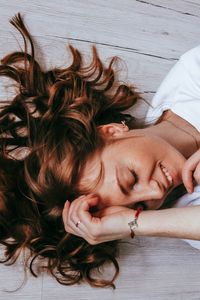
[
  {"xmin": 115, "ymin": 168, "xmax": 130, "ymax": 196},
  {"xmin": 78, "ymin": 159, "xmax": 105, "ymax": 194}
]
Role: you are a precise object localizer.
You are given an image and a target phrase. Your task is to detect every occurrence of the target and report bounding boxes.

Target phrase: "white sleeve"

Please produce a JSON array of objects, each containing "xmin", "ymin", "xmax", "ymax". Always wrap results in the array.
[{"xmin": 145, "ymin": 45, "xmax": 200, "ymax": 132}]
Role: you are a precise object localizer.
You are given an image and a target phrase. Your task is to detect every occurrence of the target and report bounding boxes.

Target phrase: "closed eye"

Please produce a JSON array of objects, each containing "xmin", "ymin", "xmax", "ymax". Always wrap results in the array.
[
  {"xmin": 130, "ymin": 170, "xmax": 138, "ymax": 189},
  {"xmin": 129, "ymin": 171, "xmax": 148, "ymax": 210}
]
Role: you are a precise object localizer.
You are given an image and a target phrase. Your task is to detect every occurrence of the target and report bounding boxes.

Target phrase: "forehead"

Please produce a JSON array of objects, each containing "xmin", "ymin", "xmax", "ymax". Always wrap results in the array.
[
  {"xmin": 77, "ymin": 149, "xmax": 104, "ymax": 193},
  {"xmin": 77, "ymin": 138, "xmax": 129, "ymax": 193},
  {"xmin": 77, "ymin": 134, "xmax": 148, "ymax": 194}
]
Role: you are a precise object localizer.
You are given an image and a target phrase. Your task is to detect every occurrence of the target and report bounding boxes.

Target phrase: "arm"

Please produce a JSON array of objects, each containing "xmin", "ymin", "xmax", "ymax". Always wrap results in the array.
[
  {"xmin": 62, "ymin": 195, "xmax": 200, "ymax": 244},
  {"xmin": 62, "ymin": 149, "xmax": 200, "ymax": 244},
  {"xmin": 133, "ymin": 205, "xmax": 200, "ymax": 240},
  {"xmin": 141, "ymin": 149, "xmax": 200, "ymax": 240}
]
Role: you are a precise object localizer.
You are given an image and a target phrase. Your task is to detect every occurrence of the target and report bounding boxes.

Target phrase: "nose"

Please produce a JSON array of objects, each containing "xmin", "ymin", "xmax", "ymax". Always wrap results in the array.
[
  {"xmin": 133, "ymin": 179, "xmax": 165, "ymax": 199},
  {"xmin": 128, "ymin": 179, "xmax": 166, "ymax": 210}
]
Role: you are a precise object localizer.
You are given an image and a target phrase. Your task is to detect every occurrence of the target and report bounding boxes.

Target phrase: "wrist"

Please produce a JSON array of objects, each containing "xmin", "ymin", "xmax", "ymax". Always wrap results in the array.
[
  {"xmin": 125, "ymin": 205, "xmax": 200, "ymax": 240},
  {"xmin": 125, "ymin": 209, "xmax": 161, "ymax": 238}
]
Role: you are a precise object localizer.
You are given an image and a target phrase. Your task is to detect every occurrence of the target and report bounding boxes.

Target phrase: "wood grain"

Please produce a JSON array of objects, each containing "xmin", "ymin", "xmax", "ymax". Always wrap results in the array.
[{"xmin": 0, "ymin": 1, "xmax": 200, "ymax": 299}]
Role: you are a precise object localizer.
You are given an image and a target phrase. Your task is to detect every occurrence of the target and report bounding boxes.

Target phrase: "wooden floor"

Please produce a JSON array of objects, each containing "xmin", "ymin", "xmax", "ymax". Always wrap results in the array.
[{"xmin": 1, "ymin": 0, "xmax": 200, "ymax": 299}]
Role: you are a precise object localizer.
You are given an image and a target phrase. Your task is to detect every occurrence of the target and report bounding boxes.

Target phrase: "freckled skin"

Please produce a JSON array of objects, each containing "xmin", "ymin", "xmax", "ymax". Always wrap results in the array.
[
  {"xmin": 78, "ymin": 131, "xmax": 186, "ymax": 211},
  {"xmin": 62, "ymin": 111, "xmax": 200, "ymax": 244}
]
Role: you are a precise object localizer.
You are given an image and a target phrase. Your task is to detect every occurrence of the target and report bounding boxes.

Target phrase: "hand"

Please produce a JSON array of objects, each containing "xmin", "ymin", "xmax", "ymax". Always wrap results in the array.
[
  {"xmin": 62, "ymin": 194, "xmax": 134, "ymax": 245},
  {"xmin": 182, "ymin": 149, "xmax": 200, "ymax": 193}
]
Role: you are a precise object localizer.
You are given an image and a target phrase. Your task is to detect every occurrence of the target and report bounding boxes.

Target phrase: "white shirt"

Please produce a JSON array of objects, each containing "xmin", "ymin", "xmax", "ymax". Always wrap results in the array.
[
  {"xmin": 145, "ymin": 45, "xmax": 200, "ymax": 131},
  {"xmin": 144, "ymin": 45, "xmax": 200, "ymax": 250}
]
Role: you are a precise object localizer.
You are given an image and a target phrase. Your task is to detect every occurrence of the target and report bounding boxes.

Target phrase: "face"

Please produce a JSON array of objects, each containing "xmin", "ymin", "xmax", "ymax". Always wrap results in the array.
[{"xmin": 77, "ymin": 124, "xmax": 186, "ymax": 211}]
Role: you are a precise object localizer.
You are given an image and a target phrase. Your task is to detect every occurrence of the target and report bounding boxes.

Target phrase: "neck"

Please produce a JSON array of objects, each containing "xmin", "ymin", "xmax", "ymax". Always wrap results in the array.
[
  {"xmin": 145, "ymin": 111, "xmax": 200, "ymax": 159},
  {"xmin": 149, "ymin": 121, "xmax": 197, "ymax": 158}
]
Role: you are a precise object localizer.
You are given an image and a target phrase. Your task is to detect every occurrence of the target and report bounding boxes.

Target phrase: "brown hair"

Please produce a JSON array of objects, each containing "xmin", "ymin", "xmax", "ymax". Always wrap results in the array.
[{"xmin": 0, "ymin": 13, "xmax": 144, "ymax": 288}]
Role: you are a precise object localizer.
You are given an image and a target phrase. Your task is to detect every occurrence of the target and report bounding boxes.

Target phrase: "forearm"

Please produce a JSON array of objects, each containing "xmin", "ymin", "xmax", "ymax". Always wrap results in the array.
[
  {"xmin": 126, "ymin": 205, "xmax": 200, "ymax": 240},
  {"xmin": 62, "ymin": 194, "xmax": 200, "ymax": 244}
]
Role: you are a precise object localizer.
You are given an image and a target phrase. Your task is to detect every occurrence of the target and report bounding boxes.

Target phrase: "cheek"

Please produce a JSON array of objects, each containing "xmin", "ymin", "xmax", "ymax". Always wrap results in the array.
[
  {"xmin": 127, "ymin": 139, "xmax": 166, "ymax": 177},
  {"xmin": 128, "ymin": 146, "xmax": 157, "ymax": 170},
  {"xmin": 145, "ymin": 137, "xmax": 174, "ymax": 162},
  {"xmin": 158, "ymin": 139, "xmax": 183, "ymax": 162}
]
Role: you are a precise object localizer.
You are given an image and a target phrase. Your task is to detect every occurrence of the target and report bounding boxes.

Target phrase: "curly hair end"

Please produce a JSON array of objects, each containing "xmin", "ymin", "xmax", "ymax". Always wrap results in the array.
[{"xmin": 0, "ymin": 12, "xmax": 143, "ymax": 288}]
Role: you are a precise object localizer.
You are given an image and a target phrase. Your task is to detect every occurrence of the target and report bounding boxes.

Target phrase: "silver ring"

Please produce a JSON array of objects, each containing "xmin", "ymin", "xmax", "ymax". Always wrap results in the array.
[{"xmin": 75, "ymin": 220, "xmax": 81, "ymax": 228}]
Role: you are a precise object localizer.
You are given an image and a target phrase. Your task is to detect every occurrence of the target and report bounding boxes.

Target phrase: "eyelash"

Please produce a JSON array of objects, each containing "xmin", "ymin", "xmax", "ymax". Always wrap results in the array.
[
  {"xmin": 130, "ymin": 171, "xmax": 147, "ymax": 210},
  {"xmin": 131, "ymin": 170, "xmax": 138, "ymax": 189}
]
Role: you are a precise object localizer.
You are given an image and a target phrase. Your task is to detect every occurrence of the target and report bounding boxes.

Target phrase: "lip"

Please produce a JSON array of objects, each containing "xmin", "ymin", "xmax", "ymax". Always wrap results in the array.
[
  {"xmin": 161, "ymin": 162, "xmax": 179, "ymax": 187},
  {"xmin": 160, "ymin": 163, "xmax": 173, "ymax": 192}
]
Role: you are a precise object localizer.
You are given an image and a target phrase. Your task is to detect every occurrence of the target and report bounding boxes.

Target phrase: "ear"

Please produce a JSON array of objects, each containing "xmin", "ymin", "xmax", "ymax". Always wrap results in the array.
[{"xmin": 97, "ymin": 122, "xmax": 129, "ymax": 140}]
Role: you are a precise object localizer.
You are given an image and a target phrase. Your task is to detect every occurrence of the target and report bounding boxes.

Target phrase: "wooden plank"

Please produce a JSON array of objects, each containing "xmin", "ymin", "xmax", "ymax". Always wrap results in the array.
[
  {"xmin": 41, "ymin": 237, "xmax": 200, "ymax": 300},
  {"xmin": 0, "ymin": 0, "xmax": 199, "ymax": 60},
  {"xmin": 0, "ymin": 247, "xmax": 43, "ymax": 300},
  {"xmin": 0, "ymin": 34, "xmax": 174, "ymax": 105},
  {"xmin": 0, "ymin": 1, "xmax": 200, "ymax": 299},
  {"xmin": 137, "ymin": 0, "xmax": 200, "ymax": 15}
]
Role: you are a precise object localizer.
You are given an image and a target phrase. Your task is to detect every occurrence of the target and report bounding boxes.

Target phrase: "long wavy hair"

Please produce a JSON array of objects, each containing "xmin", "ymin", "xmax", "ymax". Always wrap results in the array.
[{"xmin": 0, "ymin": 13, "xmax": 144, "ymax": 288}]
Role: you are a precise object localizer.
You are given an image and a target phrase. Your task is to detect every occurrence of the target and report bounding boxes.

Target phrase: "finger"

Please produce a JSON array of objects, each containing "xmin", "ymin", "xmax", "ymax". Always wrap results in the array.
[
  {"xmin": 67, "ymin": 198, "xmax": 88, "ymax": 234},
  {"xmin": 193, "ymin": 163, "xmax": 200, "ymax": 185},
  {"xmin": 77, "ymin": 195, "xmax": 100, "ymax": 228},
  {"xmin": 75, "ymin": 194, "xmax": 100, "ymax": 221},
  {"xmin": 182, "ymin": 157, "xmax": 200, "ymax": 192},
  {"xmin": 68, "ymin": 194, "xmax": 94, "ymax": 226},
  {"xmin": 68, "ymin": 195, "xmax": 99, "ymax": 235},
  {"xmin": 69, "ymin": 194, "xmax": 94, "ymax": 221},
  {"xmin": 68, "ymin": 195, "xmax": 84, "ymax": 221},
  {"xmin": 62, "ymin": 200, "xmax": 70, "ymax": 221},
  {"xmin": 182, "ymin": 169, "xmax": 194, "ymax": 193},
  {"xmin": 62, "ymin": 200, "xmax": 71, "ymax": 230},
  {"xmin": 183, "ymin": 150, "xmax": 200, "ymax": 173},
  {"xmin": 62, "ymin": 199, "xmax": 86, "ymax": 236}
]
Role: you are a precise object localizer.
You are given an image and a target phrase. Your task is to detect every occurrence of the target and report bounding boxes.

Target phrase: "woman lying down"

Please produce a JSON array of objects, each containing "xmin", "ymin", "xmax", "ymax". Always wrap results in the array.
[{"xmin": 1, "ymin": 13, "xmax": 200, "ymax": 289}]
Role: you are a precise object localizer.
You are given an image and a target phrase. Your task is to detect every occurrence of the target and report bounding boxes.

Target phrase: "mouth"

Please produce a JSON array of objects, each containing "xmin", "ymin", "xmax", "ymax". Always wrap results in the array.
[{"xmin": 160, "ymin": 163, "xmax": 174, "ymax": 192}]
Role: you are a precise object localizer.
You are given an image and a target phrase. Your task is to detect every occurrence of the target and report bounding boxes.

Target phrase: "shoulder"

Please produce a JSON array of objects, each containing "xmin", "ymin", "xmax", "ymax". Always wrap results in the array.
[{"xmin": 179, "ymin": 45, "xmax": 200, "ymax": 67}]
